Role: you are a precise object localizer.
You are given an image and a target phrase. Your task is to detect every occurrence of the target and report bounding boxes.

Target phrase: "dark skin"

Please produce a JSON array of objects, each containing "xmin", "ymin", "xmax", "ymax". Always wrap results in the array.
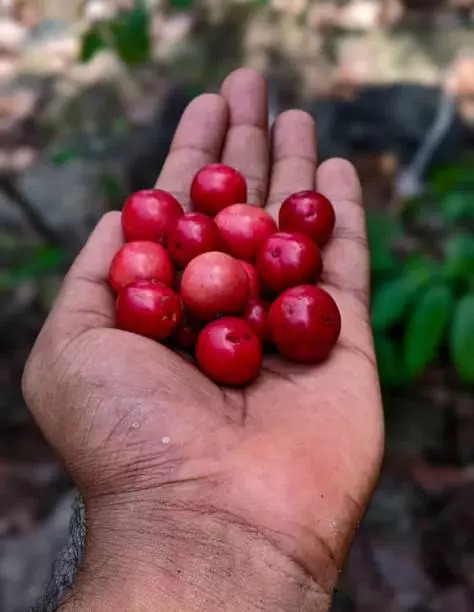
[{"xmin": 22, "ymin": 69, "xmax": 383, "ymax": 611}]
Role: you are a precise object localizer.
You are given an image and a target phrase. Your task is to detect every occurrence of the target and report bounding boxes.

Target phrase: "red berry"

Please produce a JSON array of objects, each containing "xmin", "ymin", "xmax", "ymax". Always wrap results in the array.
[
  {"xmin": 279, "ymin": 191, "xmax": 335, "ymax": 246},
  {"xmin": 257, "ymin": 232, "xmax": 322, "ymax": 294},
  {"xmin": 180, "ymin": 252, "xmax": 249, "ymax": 320},
  {"xmin": 195, "ymin": 317, "xmax": 262, "ymax": 386},
  {"xmin": 108, "ymin": 241, "xmax": 174, "ymax": 293},
  {"xmin": 121, "ymin": 189, "xmax": 183, "ymax": 244},
  {"xmin": 243, "ymin": 299, "xmax": 270, "ymax": 343},
  {"xmin": 173, "ymin": 315, "xmax": 201, "ymax": 351},
  {"xmin": 168, "ymin": 212, "xmax": 220, "ymax": 268},
  {"xmin": 269, "ymin": 285, "xmax": 341, "ymax": 363},
  {"xmin": 191, "ymin": 164, "xmax": 247, "ymax": 216},
  {"xmin": 116, "ymin": 280, "xmax": 182, "ymax": 341},
  {"xmin": 215, "ymin": 204, "xmax": 277, "ymax": 261},
  {"xmin": 239, "ymin": 261, "xmax": 260, "ymax": 299}
]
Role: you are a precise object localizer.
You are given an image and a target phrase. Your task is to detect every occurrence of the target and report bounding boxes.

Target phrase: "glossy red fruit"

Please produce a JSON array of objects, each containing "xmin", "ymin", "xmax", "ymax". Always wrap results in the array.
[
  {"xmin": 215, "ymin": 204, "xmax": 277, "ymax": 261},
  {"xmin": 243, "ymin": 299, "xmax": 270, "ymax": 343},
  {"xmin": 108, "ymin": 241, "xmax": 174, "ymax": 293},
  {"xmin": 116, "ymin": 280, "xmax": 182, "ymax": 340},
  {"xmin": 191, "ymin": 164, "xmax": 247, "ymax": 216},
  {"xmin": 180, "ymin": 252, "xmax": 250, "ymax": 320},
  {"xmin": 240, "ymin": 261, "xmax": 260, "ymax": 299},
  {"xmin": 121, "ymin": 189, "xmax": 183, "ymax": 244},
  {"xmin": 168, "ymin": 212, "xmax": 220, "ymax": 268},
  {"xmin": 257, "ymin": 232, "xmax": 322, "ymax": 294},
  {"xmin": 279, "ymin": 191, "xmax": 335, "ymax": 246},
  {"xmin": 174, "ymin": 315, "xmax": 201, "ymax": 351},
  {"xmin": 195, "ymin": 317, "xmax": 262, "ymax": 386},
  {"xmin": 269, "ymin": 285, "xmax": 341, "ymax": 363}
]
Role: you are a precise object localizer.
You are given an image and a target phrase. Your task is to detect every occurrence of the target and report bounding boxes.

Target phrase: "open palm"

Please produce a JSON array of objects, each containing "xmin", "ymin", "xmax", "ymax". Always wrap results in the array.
[{"xmin": 23, "ymin": 69, "xmax": 383, "ymax": 609}]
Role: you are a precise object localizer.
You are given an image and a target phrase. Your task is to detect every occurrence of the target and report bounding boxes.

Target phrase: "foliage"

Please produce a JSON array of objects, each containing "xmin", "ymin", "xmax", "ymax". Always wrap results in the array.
[
  {"xmin": 370, "ymin": 161, "xmax": 474, "ymax": 387},
  {"xmin": 80, "ymin": 1, "xmax": 151, "ymax": 66}
]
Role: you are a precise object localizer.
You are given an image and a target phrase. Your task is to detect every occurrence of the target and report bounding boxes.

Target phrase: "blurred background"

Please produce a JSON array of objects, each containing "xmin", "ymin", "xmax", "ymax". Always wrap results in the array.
[{"xmin": 1, "ymin": 1, "xmax": 474, "ymax": 610}]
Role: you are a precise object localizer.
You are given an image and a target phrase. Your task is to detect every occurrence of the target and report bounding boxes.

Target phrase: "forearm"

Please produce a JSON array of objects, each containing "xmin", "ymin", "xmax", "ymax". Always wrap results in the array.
[{"xmin": 59, "ymin": 499, "xmax": 333, "ymax": 612}]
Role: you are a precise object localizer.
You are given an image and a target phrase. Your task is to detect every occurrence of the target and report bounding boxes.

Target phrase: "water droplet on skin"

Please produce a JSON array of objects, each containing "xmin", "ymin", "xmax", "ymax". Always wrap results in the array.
[{"xmin": 162, "ymin": 436, "xmax": 171, "ymax": 444}]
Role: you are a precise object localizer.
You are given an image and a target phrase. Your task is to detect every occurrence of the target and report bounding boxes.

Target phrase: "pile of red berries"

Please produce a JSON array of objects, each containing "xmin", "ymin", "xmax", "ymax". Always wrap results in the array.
[{"xmin": 108, "ymin": 163, "xmax": 341, "ymax": 386}]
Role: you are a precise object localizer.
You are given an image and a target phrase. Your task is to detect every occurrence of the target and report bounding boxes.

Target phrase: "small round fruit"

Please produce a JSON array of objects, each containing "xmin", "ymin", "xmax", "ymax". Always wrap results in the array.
[
  {"xmin": 240, "ymin": 261, "xmax": 260, "ymax": 299},
  {"xmin": 121, "ymin": 189, "xmax": 183, "ymax": 244},
  {"xmin": 108, "ymin": 241, "xmax": 174, "ymax": 293},
  {"xmin": 180, "ymin": 252, "xmax": 250, "ymax": 320},
  {"xmin": 191, "ymin": 164, "xmax": 247, "ymax": 216},
  {"xmin": 168, "ymin": 212, "xmax": 220, "ymax": 268},
  {"xmin": 116, "ymin": 281, "xmax": 182, "ymax": 341},
  {"xmin": 279, "ymin": 191, "xmax": 335, "ymax": 246},
  {"xmin": 243, "ymin": 299, "xmax": 270, "ymax": 343},
  {"xmin": 257, "ymin": 232, "xmax": 322, "ymax": 294},
  {"xmin": 173, "ymin": 316, "xmax": 201, "ymax": 351},
  {"xmin": 195, "ymin": 317, "xmax": 262, "ymax": 386},
  {"xmin": 269, "ymin": 285, "xmax": 341, "ymax": 363},
  {"xmin": 215, "ymin": 204, "xmax": 277, "ymax": 261}
]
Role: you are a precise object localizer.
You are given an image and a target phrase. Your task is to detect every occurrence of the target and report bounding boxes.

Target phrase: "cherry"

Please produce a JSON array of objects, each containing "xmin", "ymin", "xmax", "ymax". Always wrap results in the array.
[
  {"xmin": 115, "ymin": 280, "xmax": 182, "ymax": 341},
  {"xmin": 168, "ymin": 212, "xmax": 220, "ymax": 268},
  {"xmin": 269, "ymin": 285, "xmax": 341, "ymax": 363},
  {"xmin": 180, "ymin": 251, "xmax": 249, "ymax": 320},
  {"xmin": 257, "ymin": 232, "xmax": 322, "ymax": 294},
  {"xmin": 279, "ymin": 191, "xmax": 335, "ymax": 246},
  {"xmin": 191, "ymin": 164, "xmax": 247, "ymax": 216},
  {"xmin": 215, "ymin": 204, "xmax": 277, "ymax": 261},
  {"xmin": 195, "ymin": 317, "xmax": 262, "ymax": 386},
  {"xmin": 121, "ymin": 189, "xmax": 183, "ymax": 244},
  {"xmin": 173, "ymin": 315, "xmax": 201, "ymax": 351},
  {"xmin": 243, "ymin": 299, "xmax": 270, "ymax": 343},
  {"xmin": 239, "ymin": 261, "xmax": 260, "ymax": 299},
  {"xmin": 108, "ymin": 241, "xmax": 174, "ymax": 293}
]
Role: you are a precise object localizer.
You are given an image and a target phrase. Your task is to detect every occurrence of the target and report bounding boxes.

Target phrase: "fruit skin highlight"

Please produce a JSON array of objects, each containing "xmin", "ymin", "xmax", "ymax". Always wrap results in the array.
[
  {"xmin": 269, "ymin": 285, "xmax": 341, "ymax": 363},
  {"xmin": 196, "ymin": 317, "xmax": 262, "ymax": 386},
  {"xmin": 239, "ymin": 261, "xmax": 260, "ymax": 299},
  {"xmin": 121, "ymin": 189, "xmax": 183, "ymax": 244},
  {"xmin": 180, "ymin": 251, "xmax": 250, "ymax": 320},
  {"xmin": 279, "ymin": 191, "xmax": 335, "ymax": 246},
  {"xmin": 116, "ymin": 280, "xmax": 182, "ymax": 341},
  {"xmin": 168, "ymin": 212, "xmax": 221, "ymax": 268},
  {"xmin": 215, "ymin": 204, "xmax": 277, "ymax": 261},
  {"xmin": 257, "ymin": 232, "xmax": 323, "ymax": 294},
  {"xmin": 191, "ymin": 164, "xmax": 247, "ymax": 216},
  {"xmin": 108, "ymin": 241, "xmax": 174, "ymax": 293}
]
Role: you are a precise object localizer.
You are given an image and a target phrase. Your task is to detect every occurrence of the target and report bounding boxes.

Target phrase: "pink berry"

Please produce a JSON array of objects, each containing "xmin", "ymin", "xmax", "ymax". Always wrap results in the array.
[
  {"xmin": 168, "ymin": 212, "xmax": 220, "ymax": 268},
  {"xmin": 108, "ymin": 241, "xmax": 174, "ymax": 293},
  {"xmin": 180, "ymin": 252, "xmax": 249, "ymax": 320},
  {"xmin": 243, "ymin": 299, "xmax": 270, "ymax": 343},
  {"xmin": 195, "ymin": 317, "xmax": 262, "ymax": 386},
  {"xmin": 121, "ymin": 189, "xmax": 183, "ymax": 244},
  {"xmin": 269, "ymin": 285, "xmax": 341, "ymax": 363},
  {"xmin": 116, "ymin": 280, "xmax": 182, "ymax": 341},
  {"xmin": 173, "ymin": 315, "xmax": 201, "ymax": 351},
  {"xmin": 215, "ymin": 204, "xmax": 277, "ymax": 261},
  {"xmin": 256, "ymin": 232, "xmax": 322, "ymax": 294},
  {"xmin": 279, "ymin": 191, "xmax": 336, "ymax": 246},
  {"xmin": 239, "ymin": 261, "xmax": 260, "ymax": 299},
  {"xmin": 191, "ymin": 164, "xmax": 247, "ymax": 216}
]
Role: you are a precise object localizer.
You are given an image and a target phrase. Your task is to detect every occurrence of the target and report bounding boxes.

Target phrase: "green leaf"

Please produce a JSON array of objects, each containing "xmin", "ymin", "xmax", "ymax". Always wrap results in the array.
[
  {"xmin": 0, "ymin": 246, "xmax": 64, "ymax": 290},
  {"xmin": 80, "ymin": 27, "xmax": 106, "ymax": 62},
  {"xmin": 403, "ymin": 283, "xmax": 453, "ymax": 378},
  {"xmin": 443, "ymin": 234, "xmax": 474, "ymax": 282},
  {"xmin": 51, "ymin": 146, "xmax": 79, "ymax": 167},
  {"xmin": 169, "ymin": 0, "xmax": 194, "ymax": 8},
  {"xmin": 374, "ymin": 333, "xmax": 408, "ymax": 388},
  {"xmin": 440, "ymin": 192, "xmax": 474, "ymax": 224},
  {"xmin": 371, "ymin": 260, "xmax": 433, "ymax": 330},
  {"xmin": 112, "ymin": 4, "xmax": 151, "ymax": 66},
  {"xmin": 450, "ymin": 294, "xmax": 474, "ymax": 383},
  {"xmin": 366, "ymin": 213, "xmax": 401, "ymax": 276},
  {"xmin": 429, "ymin": 162, "xmax": 474, "ymax": 196}
]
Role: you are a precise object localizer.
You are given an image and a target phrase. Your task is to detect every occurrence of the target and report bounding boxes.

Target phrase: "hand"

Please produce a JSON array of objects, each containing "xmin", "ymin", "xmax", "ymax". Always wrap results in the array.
[{"xmin": 23, "ymin": 69, "xmax": 383, "ymax": 612}]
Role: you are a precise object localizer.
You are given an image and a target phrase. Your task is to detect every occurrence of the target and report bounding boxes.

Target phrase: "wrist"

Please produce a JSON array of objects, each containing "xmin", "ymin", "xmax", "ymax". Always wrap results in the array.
[{"xmin": 60, "ymin": 496, "xmax": 334, "ymax": 612}]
